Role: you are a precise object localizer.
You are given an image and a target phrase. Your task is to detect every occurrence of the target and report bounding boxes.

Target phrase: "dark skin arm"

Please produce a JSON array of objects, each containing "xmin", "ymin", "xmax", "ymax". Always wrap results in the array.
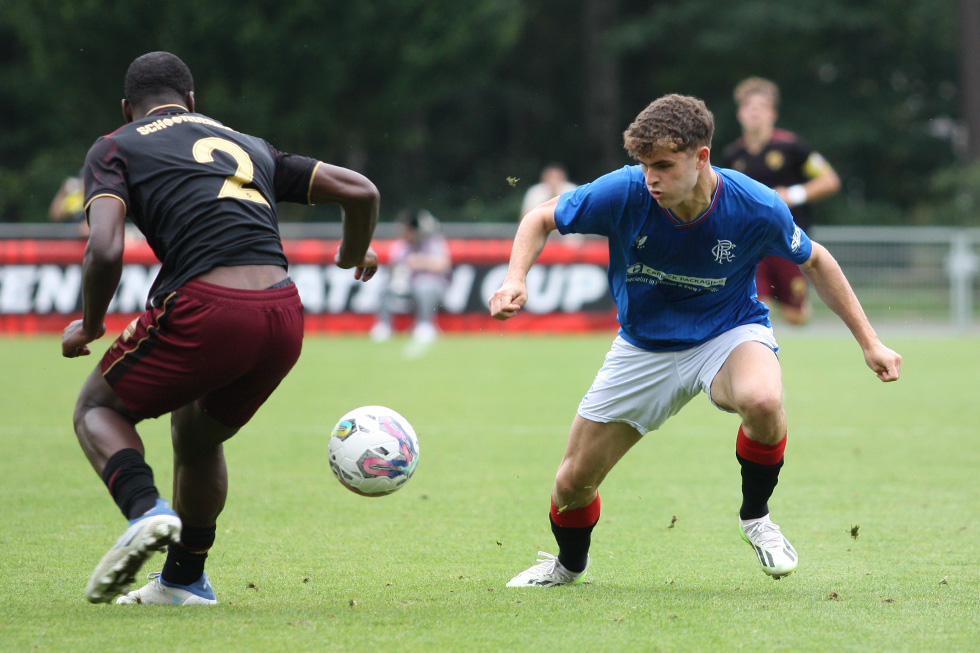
[
  {"xmin": 310, "ymin": 162, "xmax": 381, "ymax": 281},
  {"xmin": 62, "ymin": 197, "xmax": 126, "ymax": 357}
]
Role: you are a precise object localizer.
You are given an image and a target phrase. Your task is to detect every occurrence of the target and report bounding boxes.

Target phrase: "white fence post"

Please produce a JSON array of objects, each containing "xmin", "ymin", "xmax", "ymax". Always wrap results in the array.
[{"xmin": 946, "ymin": 230, "xmax": 980, "ymax": 329}]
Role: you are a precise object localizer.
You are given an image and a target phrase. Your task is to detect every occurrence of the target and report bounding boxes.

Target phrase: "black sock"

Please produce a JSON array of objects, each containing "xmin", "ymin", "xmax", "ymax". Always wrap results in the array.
[
  {"xmin": 737, "ymin": 454, "xmax": 783, "ymax": 520},
  {"xmin": 551, "ymin": 516, "xmax": 596, "ymax": 573},
  {"xmin": 101, "ymin": 448, "xmax": 160, "ymax": 520},
  {"xmin": 162, "ymin": 524, "xmax": 216, "ymax": 586}
]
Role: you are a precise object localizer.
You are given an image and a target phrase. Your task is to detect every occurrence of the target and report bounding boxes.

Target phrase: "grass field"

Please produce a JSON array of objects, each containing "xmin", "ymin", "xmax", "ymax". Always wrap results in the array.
[{"xmin": 1, "ymin": 330, "xmax": 979, "ymax": 651}]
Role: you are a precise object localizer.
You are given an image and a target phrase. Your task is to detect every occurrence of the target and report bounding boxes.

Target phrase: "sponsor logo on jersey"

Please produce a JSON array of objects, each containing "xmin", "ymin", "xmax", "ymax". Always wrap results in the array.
[
  {"xmin": 626, "ymin": 263, "xmax": 727, "ymax": 291},
  {"xmin": 712, "ymin": 239, "xmax": 736, "ymax": 264},
  {"xmin": 634, "ymin": 235, "xmax": 647, "ymax": 250},
  {"xmin": 791, "ymin": 226, "xmax": 802, "ymax": 253}
]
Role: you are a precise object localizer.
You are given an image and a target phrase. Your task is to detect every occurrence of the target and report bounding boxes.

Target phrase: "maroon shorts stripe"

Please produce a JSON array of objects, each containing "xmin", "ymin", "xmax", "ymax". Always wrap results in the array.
[{"xmin": 102, "ymin": 292, "xmax": 177, "ymax": 387}]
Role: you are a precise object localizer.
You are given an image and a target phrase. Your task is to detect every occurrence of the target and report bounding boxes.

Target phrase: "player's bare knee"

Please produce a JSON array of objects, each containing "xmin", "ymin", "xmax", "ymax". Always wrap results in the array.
[
  {"xmin": 72, "ymin": 391, "xmax": 115, "ymax": 436},
  {"xmin": 554, "ymin": 467, "xmax": 600, "ymax": 506},
  {"xmin": 736, "ymin": 392, "xmax": 784, "ymax": 428}
]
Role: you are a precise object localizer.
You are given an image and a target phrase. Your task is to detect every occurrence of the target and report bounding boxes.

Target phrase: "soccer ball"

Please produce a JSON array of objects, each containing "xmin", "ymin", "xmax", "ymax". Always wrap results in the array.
[{"xmin": 328, "ymin": 405, "xmax": 420, "ymax": 496}]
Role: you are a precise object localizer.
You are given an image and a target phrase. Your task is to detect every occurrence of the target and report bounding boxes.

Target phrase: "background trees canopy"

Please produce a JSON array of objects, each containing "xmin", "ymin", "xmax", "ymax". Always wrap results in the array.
[{"xmin": 0, "ymin": 0, "xmax": 970, "ymax": 226}]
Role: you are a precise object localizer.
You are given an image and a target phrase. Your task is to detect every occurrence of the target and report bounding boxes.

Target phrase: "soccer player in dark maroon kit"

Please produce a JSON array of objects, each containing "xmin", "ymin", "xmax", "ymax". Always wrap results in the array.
[
  {"xmin": 721, "ymin": 77, "xmax": 841, "ymax": 325},
  {"xmin": 62, "ymin": 52, "xmax": 380, "ymax": 605}
]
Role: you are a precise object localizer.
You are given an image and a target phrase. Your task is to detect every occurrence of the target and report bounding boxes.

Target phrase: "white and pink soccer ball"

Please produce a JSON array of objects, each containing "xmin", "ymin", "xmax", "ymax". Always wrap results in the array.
[{"xmin": 328, "ymin": 405, "xmax": 420, "ymax": 496}]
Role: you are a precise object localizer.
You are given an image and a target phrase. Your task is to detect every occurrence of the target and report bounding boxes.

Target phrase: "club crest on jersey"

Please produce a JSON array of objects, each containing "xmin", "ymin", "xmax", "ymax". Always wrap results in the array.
[
  {"xmin": 791, "ymin": 226, "xmax": 802, "ymax": 252},
  {"xmin": 712, "ymin": 239, "xmax": 736, "ymax": 264},
  {"xmin": 765, "ymin": 150, "xmax": 785, "ymax": 171}
]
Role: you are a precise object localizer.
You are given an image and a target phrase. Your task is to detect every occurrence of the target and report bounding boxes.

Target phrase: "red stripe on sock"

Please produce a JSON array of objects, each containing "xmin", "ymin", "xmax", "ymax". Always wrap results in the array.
[
  {"xmin": 736, "ymin": 426, "xmax": 786, "ymax": 466},
  {"xmin": 550, "ymin": 494, "xmax": 601, "ymax": 528},
  {"xmin": 106, "ymin": 469, "xmax": 121, "ymax": 495}
]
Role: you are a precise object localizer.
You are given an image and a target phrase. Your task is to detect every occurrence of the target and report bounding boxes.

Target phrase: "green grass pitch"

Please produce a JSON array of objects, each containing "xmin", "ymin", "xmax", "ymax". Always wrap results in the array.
[{"xmin": 1, "ymin": 331, "xmax": 978, "ymax": 651}]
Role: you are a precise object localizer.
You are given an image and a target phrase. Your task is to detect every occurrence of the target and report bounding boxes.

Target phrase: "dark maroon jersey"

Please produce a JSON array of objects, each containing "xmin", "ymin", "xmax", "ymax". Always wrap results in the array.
[
  {"xmin": 720, "ymin": 128, "xmax": 816, "ymax": 231},
  {"xmin": 83, "ymin": 105, "xmax": 319, "ymax": 307}
]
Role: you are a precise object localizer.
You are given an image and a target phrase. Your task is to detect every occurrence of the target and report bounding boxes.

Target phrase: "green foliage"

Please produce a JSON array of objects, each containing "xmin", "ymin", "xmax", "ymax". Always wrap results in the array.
[
  {"xmin": 0, "ymin": 0, "xmax": 963, "ymax": 224},
  {"xmin": 909, "ymin": 161, "xmax": 980, "ymax": 225},
  {"xmin": 1, "ymin": 333, "xmax": 979, "ymax": 650}
]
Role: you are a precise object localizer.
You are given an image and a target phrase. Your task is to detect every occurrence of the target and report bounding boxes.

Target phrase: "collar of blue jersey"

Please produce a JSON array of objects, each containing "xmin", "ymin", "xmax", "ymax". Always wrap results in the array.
[
  {"xmin": 145, "ymin": 104, "xmax": 190, "ymax": 117},
  {"xmin": 664, "ymin": 170, "xmax": 723, "ymax": 229}
]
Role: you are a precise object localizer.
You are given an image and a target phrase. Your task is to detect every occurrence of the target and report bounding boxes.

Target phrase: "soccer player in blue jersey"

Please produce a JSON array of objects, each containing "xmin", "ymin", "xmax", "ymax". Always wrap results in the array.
[{"xmin": 490, "ymin": 94, "xmax": 901, "ymax": 586}]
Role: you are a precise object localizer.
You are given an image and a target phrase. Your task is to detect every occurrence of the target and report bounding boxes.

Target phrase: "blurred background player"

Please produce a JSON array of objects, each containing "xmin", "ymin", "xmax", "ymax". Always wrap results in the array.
[
  {"xmin": 370, "ymin": 208, "xmax": 452, "ymax": 345},
  {"xmin": 721, "ymin": 77, "xmax": 841, "ymax": 325},
  {"xmin": 49, "ymin": 172, "xmax": 89, "ymax": 237},
  {"xmin": 63, "ymin": 51, "xmax": 379, "ymax": 606},
  {"xmin": 520, "ymin": 163, "xmax": 577, "ymax": 219}
]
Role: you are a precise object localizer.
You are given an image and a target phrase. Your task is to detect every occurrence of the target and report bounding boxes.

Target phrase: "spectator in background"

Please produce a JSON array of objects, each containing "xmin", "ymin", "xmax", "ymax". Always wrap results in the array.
[
  {"xmin": 521, "ymin": 163, "xmax": 577, "ymax": 219},
  {"xmin": 370, "ymin": 208, "xmax": 452, "ymax": 345},
  {"xmin": 721, "ymin": 77, "xmax": 841, "ymax": 325},
  {"xmin": 49, "ymin": 173, "xmax": 89, "ymax": 237}
]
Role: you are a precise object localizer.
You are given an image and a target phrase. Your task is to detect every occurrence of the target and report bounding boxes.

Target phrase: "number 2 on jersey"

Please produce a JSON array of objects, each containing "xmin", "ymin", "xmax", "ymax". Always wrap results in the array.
[{"xmin": 192, "ymin": 137, "xmax": 271, "ymax": 206}]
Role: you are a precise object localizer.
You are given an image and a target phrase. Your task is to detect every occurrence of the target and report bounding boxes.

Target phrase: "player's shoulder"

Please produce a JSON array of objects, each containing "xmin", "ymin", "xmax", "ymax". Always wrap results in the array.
[
  {"xmin": 770, "ymin": 128, "xmax": 800, "ymax": 143},
  {"xmin": 770, "ymin": 128, "xmax": 812, "ymax": 150},
  {"xmin": 85, "ymin": 130, "xmax": 124, "ymax": 162},
  {"xmin": 716, "ymin": 167, "xmax": 778, "ymax": 207},
  {"xmin": 576, "ymin": 165, "xmax": 642, "ymax": 195}
]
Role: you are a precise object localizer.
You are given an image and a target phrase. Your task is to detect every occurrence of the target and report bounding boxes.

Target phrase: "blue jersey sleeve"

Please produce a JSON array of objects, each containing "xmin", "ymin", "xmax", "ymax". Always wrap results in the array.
[
  {"xmin": 554, "ymin": 166, "xmax": 635, "ymax": 238},
  {"xmin": 764, "ymin": 196, "xmax": 812, "ymax": 264}
]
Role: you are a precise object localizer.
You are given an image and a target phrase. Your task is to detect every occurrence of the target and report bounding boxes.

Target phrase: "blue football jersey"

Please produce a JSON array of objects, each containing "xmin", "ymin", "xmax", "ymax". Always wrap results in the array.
[{"xmin": 554, "ymin": 165, "xmax": 812, "ymax": 351}]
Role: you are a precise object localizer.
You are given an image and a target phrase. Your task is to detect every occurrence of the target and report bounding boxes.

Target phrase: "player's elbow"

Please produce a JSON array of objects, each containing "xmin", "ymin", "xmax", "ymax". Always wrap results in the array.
[
  {"xmin": 84, "ymin": 242, "xmax": 123, "ymax": 272},
  {"xmin": 822, "ymin": 169, "xmax": 842, "ymax": 195},
  {"xmin": 83, "ymin": 227, "xmax": 125, "ymax": 271},
  {"xmin": 347, "ymin": 176, "xmax": 380, "ymax": 208}
]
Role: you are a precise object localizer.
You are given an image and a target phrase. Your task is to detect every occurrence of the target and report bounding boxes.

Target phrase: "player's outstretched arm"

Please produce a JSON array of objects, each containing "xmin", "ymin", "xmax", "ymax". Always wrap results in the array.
[
  {"xmin": 489, "ymin": 199, "xmax": 559, "ymax": 320},
  {"xmin": 776, "ymin": 155, "xmax": 841, "ymax": 207},
  {"xmin": 310, "ymin": 163, "xmax": 380, "ymax": 281},
  {"xmin": 800, "ymin": 242, "xmax": 902, "ymax": 382},
  {"xmin": 63, "ymin": 197, "xmax": 125, "ymax": 358}
]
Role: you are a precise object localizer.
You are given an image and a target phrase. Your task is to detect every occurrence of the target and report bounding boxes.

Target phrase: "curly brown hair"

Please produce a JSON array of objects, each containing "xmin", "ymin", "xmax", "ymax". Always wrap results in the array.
[{"xmin": 622, "ymin": 94, "xmax": 714, "ymax": 160}]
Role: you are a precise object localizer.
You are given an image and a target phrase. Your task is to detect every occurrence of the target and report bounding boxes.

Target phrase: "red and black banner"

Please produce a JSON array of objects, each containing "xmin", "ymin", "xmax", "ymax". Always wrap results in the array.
[{"xmin": 0, "ymin": 238, "xmax": 617, "ymax": 334}]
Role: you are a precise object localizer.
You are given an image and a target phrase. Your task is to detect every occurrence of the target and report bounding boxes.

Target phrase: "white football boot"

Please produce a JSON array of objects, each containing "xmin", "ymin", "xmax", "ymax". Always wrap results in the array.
[
  {"xmin": 506, "ymin": 551, "xmax": 589, "ymax": 587},
  {"xmin": 85, "ymin": 499, "xmax": 181, "ymax": 603},
  {"xmin": 117, "ymin": 572, "xmax": 217, "ymax": 605},
  {"xmin": 739, "ymin": 514, "xmax": 798, "ymax": 579}
]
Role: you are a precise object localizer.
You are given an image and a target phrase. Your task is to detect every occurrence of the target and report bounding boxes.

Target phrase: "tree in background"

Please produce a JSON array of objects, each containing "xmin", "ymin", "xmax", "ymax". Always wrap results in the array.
[{"xmin": 0, "ymin": 0, "xmax": 966, "ymax": 226}]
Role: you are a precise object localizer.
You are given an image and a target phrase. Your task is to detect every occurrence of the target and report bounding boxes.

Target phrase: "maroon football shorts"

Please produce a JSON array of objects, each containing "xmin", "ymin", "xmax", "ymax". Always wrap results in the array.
[
  {"xmin": 100, "ymin": 279, "xmax": 304, "ymax": 428},
  {"xmin": 755, "ymin": 255, "xmax": 808, "ymax": 309}
]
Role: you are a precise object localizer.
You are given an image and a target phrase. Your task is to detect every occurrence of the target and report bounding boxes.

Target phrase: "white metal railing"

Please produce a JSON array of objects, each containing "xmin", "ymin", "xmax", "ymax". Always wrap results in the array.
[{"xmin": 809, "ymin": 226, "xmax": 980, "ymax": 328}]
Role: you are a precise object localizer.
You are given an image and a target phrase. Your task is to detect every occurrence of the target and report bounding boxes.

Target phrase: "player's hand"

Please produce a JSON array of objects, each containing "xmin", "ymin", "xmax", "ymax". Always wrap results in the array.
[
  {"xmin": 336, "ymin": 246, "xmax": 378, "ymax": 282},
  {"xmin": 62, "ymin": 320, "xmax": 106, "ymax": 358},
  {"xmin": 863, "ymin": 341, "xmax": 902, "ymax": 382},
  {"xmin": 489, "ymin": 280, "xmax": 527, "ymax": 320}
]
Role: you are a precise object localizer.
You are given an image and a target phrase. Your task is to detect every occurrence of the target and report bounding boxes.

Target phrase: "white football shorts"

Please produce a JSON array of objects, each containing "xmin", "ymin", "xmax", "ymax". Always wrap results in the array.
[{"xmin": 577, "ymin": 323, "xmax": 778, "ymax": 435}]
